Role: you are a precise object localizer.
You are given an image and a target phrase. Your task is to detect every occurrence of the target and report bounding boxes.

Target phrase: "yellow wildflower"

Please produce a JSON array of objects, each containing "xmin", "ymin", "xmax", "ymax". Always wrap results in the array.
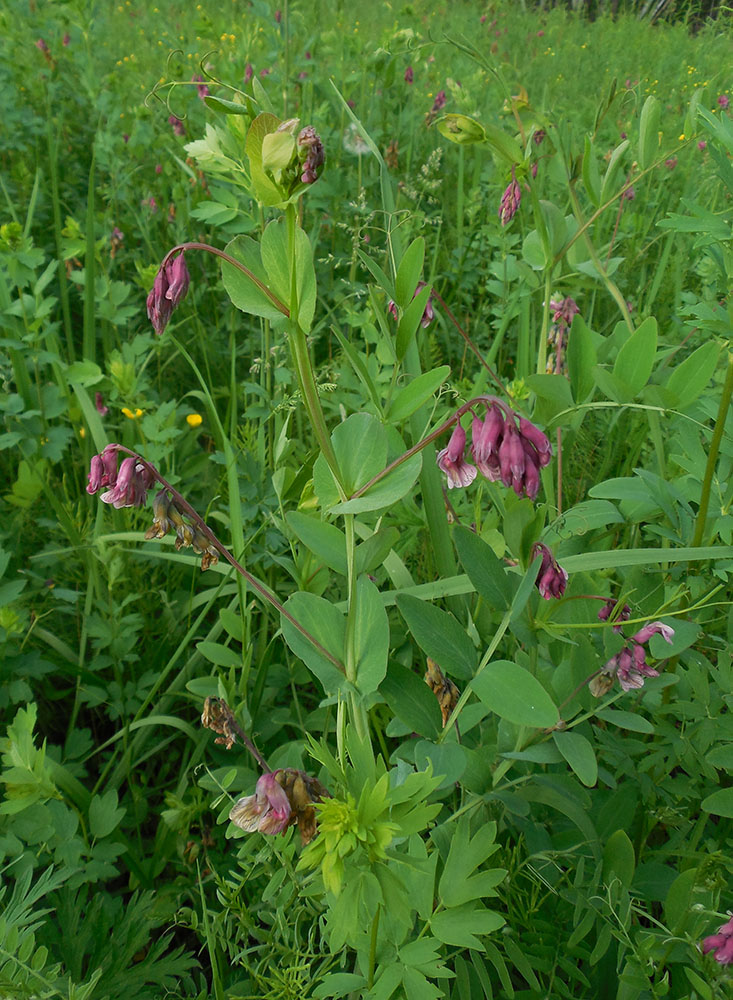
[
  {"xmin": 122, "ymin": 407, "xmax": 144, "ymax": 420},
  {"xmin": 187, "ymin": 413, "xmax": 203, "ymax": 428}
]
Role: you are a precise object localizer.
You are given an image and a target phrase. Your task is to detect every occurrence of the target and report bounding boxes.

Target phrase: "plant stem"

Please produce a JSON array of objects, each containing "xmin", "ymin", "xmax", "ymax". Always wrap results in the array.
[
  {"xmin": 692, "ymin": 351, "xmax": 733, "ymax": 547},
  {"xmin": 431, "ymin": 290, "xmax": 506, "ymax": 394},
  {"xmin": 367, "ymin": 906, "xmax": 381, "ymax": 990}
]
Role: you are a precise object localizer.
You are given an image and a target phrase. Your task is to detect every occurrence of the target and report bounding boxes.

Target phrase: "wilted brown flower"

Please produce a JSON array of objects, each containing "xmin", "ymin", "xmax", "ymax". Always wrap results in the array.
[
  {"xmin": 425, "ymin": 658, "xmax": 460, "ymax": 726},
  {"xmin": 201, "ymin": 696, "xmax": 240, "ymax": 750}
]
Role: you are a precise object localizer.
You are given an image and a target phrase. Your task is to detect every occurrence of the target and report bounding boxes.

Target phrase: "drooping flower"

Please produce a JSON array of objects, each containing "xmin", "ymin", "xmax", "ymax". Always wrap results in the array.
[
  {"xmin": 437, "ymin": 424, "xmax": 477, "ymax": 489},
  {"xmin": 387, "ymin": 281, "xmax": 435, "ymax": 329},
  {"xmin": 702, "ymin": 916, "xmax": 733, "ymax": 965},
  {"xmin": 62, "ymin": 32, "xmax": 70, "ymax": 46},
  {"xmin": 664, "ymin": 157, "xmax": 678, "ymax": 171},
  {"xmin": 432, "ymin": 90, "xmax": 446, "ymax": 112},
  {"xmin": 297, "ymin": 125, "xmax": 325, "ymax": 184},
  {"xmin": 616, "ymin": 645, "xmax": 659, "ymax": 691},
  {"xmin": 244, "ymin": 63, "xmax": 254, "ymax": 83},
  {"xmin": 192, "ymin": 74, "xmax": 210, "ymax": 100},
  {"xmin": 229, "ymin": 772, "xmax": 292, "ymax": 835},
  {"xmin": 168, "ymin": 114, "xmax": 186, "ymax": 137},
  {"xmin": 698, "ymin": 140, "xmax": 707, "ymax": 150},
  {"xmin": 533, "ymin": 128, "xmax": 546, "ymax": 145},
  {"xmin": 549, "ymin": 296, "xmax": 580, "ymax": 327},
  {"xmin": 471, "ymin": 405, "xmax": 504, "ymax": 480},
  {"xmin": 498, "ymin": 421, "xmax": 526, "ymax": 495},
  {"xmin": 146, "ymin": 252, "xmax": 190, "ymax": 335},
  {"xmin": 404, "ymin": 66, "xmax": 413, "ymax": 84},
  {"xmin": 597, "ymin": 598, "xmax": 631, "ymax": 632},
  {"xmin": 498, "ymin": 167, "xmax": 521, "ymax": 226},
  {"xmin": 99, "ymin": 456, "xmax": 153, "ymax": 509},
  {"xmin": 718, "ymin": 94, "xmax": 730, "ymax": 110},
  {"xmin": 94, "ymin": 391, "xmax": 109, "ymax": 417},
  {"xmin": 87, "ymin": 444, "xmax": 119, "ymax": 495},
  {"xmin": 631, "ymin": 621, "xmax": 675, "ymax": 645},
  {"xmin": 532, "ymin": 543, "xmax": 568, "ymax": 600}
]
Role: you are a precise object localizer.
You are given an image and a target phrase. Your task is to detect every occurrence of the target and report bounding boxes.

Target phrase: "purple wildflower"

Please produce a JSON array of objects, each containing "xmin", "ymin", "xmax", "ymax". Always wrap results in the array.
[
  {"xmin": 631, "ymin": 621, "xmax": 675, "ymax": 645},
  {"xmin": 229, "ymin": 771, "xmax": 292, "ymax": 835},
  {"xmin": 437, "ymin": 424, "xmax": 477, "ymax": 489},
  {"xmin": 99, "ymin": 456, "xmax": 153, "ymax": 509},
  {"xmin": 146, "ymin": 252, "xmax": 190, "ymax": 336},
  {"xmin": 297, "ymin": 125, "xmax": 325, "ymax": 184},
  {"xmin": 62, "ymin": 33, "xmax": 70, "ymax": 46},
  {"xmin": 698, "ymin": 140, "xmax": 707, "ymax": 150},
  {"xmin": 718, "ymin": 94, "xmax": 730, "ymax": 110},
  {"xmin": 405, "ymin": 66, "xmax": 413, "ymax": 84},
  {"xmin": 498, "ymin": 421, "xmax": 526, "ymax": 495},
  {"xmin": 498, "ymin": 167, "xmax": 521, "ymax": 226},
  {"xmin": 244, "ymin": 63, "xmax": 254, "ymax": 83},
  {"xmin": 665, "ymin": 157, "xmax": 678, "ymax": 171},
  {"xmin": 533, "ymin": 128, "xmax": 546, "ymax": 145},
  {"xmin": 168, "ymin": 115, "xmax": 186, "ymax": 138},
  {"xmin": 532, "ymin": 543, "xmax": 568, "ymax": 600},
  {"xmin": 598, "ymin": 599, "xmax": 631, "ymax": 632},
  {"xmin": 622, "ymin": 186, "xmax": 635, "ymax": 202},
  {"xmin": 192, "ymin": 74, "xmax": 210, "ymax": 100},
  {"xmin": 549, "ymin": 296, "xmax": 580, "ymax": 327},
  {"xmin": 432, "ymin": 90, "xmax": 446, "ymax": 113},
  {"xmin": 387, "ymin": 281, "xmax": 435, "ymax": 328},
  {"xmin": 702, "ymin": 916, "xmax": 733, "ymax": 965},
  {"xmin": 35, "ymin": 38, "xmax": 49, "ymax": 52},
  {"xmin": 471, "ymin": 405, "xmax": 504, "ymax": 481},
  {"xmin": 94, "ymin": 392, "xmax": 109, "ymax": 417}
]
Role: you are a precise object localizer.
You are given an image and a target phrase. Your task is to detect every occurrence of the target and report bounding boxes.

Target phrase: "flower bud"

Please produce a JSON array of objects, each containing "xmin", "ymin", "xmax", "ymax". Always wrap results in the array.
[{"xmin": 437, "ymin": 423, "xmax": 477, "ymax": 489}]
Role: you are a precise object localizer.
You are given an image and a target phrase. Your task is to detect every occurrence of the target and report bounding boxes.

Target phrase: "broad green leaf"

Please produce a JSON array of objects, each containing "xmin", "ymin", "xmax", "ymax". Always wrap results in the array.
[
  {"xmin": 600, "ymin": 139, "xmax": 630, "ymax": 204},
  {"xmin": 221, "ymin": 234, "xmax": 284, "ymax": 323},
  {"xmin": 453, "ymin": 524, "xmax": 511, "ymax": 611},
  {"xmin": 594, "ymin": 709, "xmax": 654, "ymax": 733},
  {"xmin": 553, "ymin": 730, "xmax": 598, "ymax": 787},
  {"xmin": 196, "ymin": 641, "xmax": 242, "ymax": 668},
  {"xmin": 204, "ymin": 94, "xmax": 250, "ymax": 115},
  {"xmin": 261, "ymin": 130, "xmax": 295, "ymax": 175},
  {"xmin": 331, "ymin": 327, "xmax": 383, "ymax": 414},
  {"xmin": 219, "ymin": 608, "xmax": 244, "ymax": 642},
  {"xmin": 396, "ymin": 283, "xmax": 432, "ymax": 361},
  {"xmin": 483, "ymin": 122, "xmax": 523, "ymax": 163},
  {"xmin": 430, "ymin": 905, "xmax": 504, "ymax": 949},
  {"xmin": 397, "ymin": 594, "xmax": 477, "ymax": 680},
  {"xmin": 286, "ymin": 512, "xmax": 346, "ymax": 575},
  {"xmin": 380, "ymin": 662, "xmax": 441, "ymax": 738},
  {"xmin": 510, "ymin": 554, "xmax": 543, "ymax": 621},
  {"xmin": 472, "ymin": 660, "xmax": 559, "ymax": 728},
  {"xmin": 684, "ymin": 968, "xmax": 714, "ymax": 1000},
  {"xmin": 702, "ymin": 788, "xmax": 733, "ymax": 818},
  {"xmin": 394, "ymin": 237, "xmax": 425, "ymax": 309},
  {"xmin": 245, "ymin": 112, "xmax": 284, "ymax": 205},
  {"xmin": 330, "ymin": 453, "xmax": 422, "ymax": 514},
  {"xmin": 313, "ymin": 974, "xmax": 368, "ymax": 999},
  {"xmin": 357, "ymin": 248, "xmax": 395, "ymax": 300},
  {"xmin": 638, "ymin": 96, "xmax": 660, "ymax": 170},
  {"xmin": 602, "ymin": 828, "xmax": 635, "ymax": 888},
  {"xmin": 414, "ymin": 741, "xmax": 467, "ymax": 789},
  {"xmin": 355, "ymin": 526, "xmax": 400, "ymax": 576},
  {"xmin": 388, "ymin": 366, "xmax": 450, "ymax": 422},
  {"xmin": 260, "ymin": 219, "xmax": 317, "ymax": 331},
  {"xmin": 280, "ymin": 593, "xmax": 346, "ymax": 694},
  {"xmin": 64, "ymin": 361, "xmax": 103, "ymax": 386},
  {"xmin": 353, "ymin": 576, "xmax": 389, "ymax": 694},
  {"xmin": 663, "ymin": 869, "xmax": 699, "ymax": 933},
  {"xmin": 89, "ymin": 790, "xmax": 125, "ymax": 839},
  {"xmin": 665, "ymin": 341, "xmax": 720, "ymax": 409},
  {"xmin": 612, "ymin": 316, "xmax": 657, "ymax": 401},
  {"xmin": 567, "ymin": 314, "xmax": 597, "ymax": 403},
  {"xmin": 522, "ymin": 228, "xmax": 547, "ymax": 270}
]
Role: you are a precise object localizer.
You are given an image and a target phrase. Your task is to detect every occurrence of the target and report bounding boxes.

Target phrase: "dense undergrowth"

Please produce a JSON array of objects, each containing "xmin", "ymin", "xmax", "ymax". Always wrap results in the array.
[{"xmin": 0, "ymin": 1, "xmax": 732, "ymax": 998}]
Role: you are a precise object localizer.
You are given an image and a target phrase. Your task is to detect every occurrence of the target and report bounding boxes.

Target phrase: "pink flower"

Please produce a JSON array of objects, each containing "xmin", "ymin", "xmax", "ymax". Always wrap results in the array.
[
  {"xmin": 146, "ymin": 252, "xmax": 190, "ymax": 336},
  {"xmin": 244, "ymin": 63, "xmax": 253, "ymax": 83},
  {"xmin": 387, "ymin": 281, "xmax": 435, "ymax": 328},
  {"xmin": 62, "ymin": 33, "xmax": 70, "ymax": 46},
  {"xmin": 622, "ymin": 186, "xmax": 635, "ymax": 202},
  {"xmin": 192, "ymin": 74, "xmax": 209, "ymax": 100},
  {"xmin": 665, "ymin": 157, "xmax": 678, "ymax": 171},
  {"xmin": 404, "ymin": 66, "xmax": 413, "ymax": 84},
  {"xmin": 471, "ymin": 405, "xmax": 504, "ymax": 480},
  {"xmin": 35, "ymin": 38, "xmax": 49, "ymax": 52},
  {"xmin": 168, "ymin": 115, "xmax": 185, "ymax": 137},
  {"xmin": 498, "ymin": 168, "xmax": 521, "ymax": 226},
  {"xmin": 549, "ymin": 296, "xmax": 580, "ymax": 327},
  {"xmin": 437, "ymin": 424, "xmax": 477, "ymax": 489},
  {"xmin": 87, "ymin": 444, "xmax": 119, "ymax": 495},
  {"xmin": 498, "ymin": 421, "xmax": 525, "ymax": 494},
  {"xmin": 702, "ymin": 916, "xmax": 733, "ymax": 965},
  {"xmin": 718, "ymin": 95, "xmax": 730, "ymax": 110},
  {"xmin": 94, "ymin": 392, "xmax": 109, "ymax": 417},
  {"xmin": 155, "ymin": 164, "xmax": 162, "ymax": 174},
  {"xmin": 532, "ymin": 543, "xmax": 568, "ymax": 600},
  {"xmin": 616, "ymin": 646, "xmax": 659, "ymax": 691},
  {"xmin": 100, "ymin": 456, "xmax": 153, "ymax": 509},
  {"xmin": 260, "ymin": 67, "xmax": 271, "ymax": 78},
  {"xmin": 597, "ymin": 598, "xmax": 631, "ymax": 632},
  {"xmin": 631, "ymin": 621, "xmax": 675, "ymax": 645},
  {"xmin": 431, "ymin": 90, "xmax": 446, "ymax": 113},
  {"xmin": 698, "ymin": 140, "xmax": 707, "ymax": 150},
  {"xmin": 229, "ymin": 772, "xmax": 292, "ymax": 835}
]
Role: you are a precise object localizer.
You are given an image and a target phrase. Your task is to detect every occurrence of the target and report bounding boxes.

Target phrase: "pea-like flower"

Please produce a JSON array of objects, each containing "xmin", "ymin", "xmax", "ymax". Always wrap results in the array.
[
  {"xmin": 532, "ymin": 543, "xmax": 568, "ymax": 600},
  {"xmin": 702, "ymin": 915, "xmax": 733, "ymax": 965},
  {"xmin": 498, "ymin": 167, "xmax": 521, "ymax": 226},
  {"xmin": 436, "ymin": 424, "xmax": 477, "ymax": 489},
  {"xmin": 597, "ymin": 598, "xmax": 632, "ymax": 632},
  {"xmin": 229, "ymin": 768, "xmax": 329, "ymax": 844},
  {"xmin": 146, "ymin": 252, "xmax": 190, "ymax": 336},
  {"xmin": 631, "ymin": 621, "xmax": 675, "ymax": 645},
  {"xmin": 298, "ymin": 125, "xmax": 325, "ymax": 184}
]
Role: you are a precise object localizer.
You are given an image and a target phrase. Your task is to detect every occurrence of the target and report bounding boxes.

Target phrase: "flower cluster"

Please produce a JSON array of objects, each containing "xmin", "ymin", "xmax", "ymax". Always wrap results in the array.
[
  {"xmin": 702, "ymin": 915, "xmax": 733, "ymax": 965},
  {"xmin": 192, "ymin": 74, "xmax": 209, "ymax": 100},
  {"xmin": 229, "ymin": 768, "xmax": 329, "ymax": 845},
  {"xmin": 146, "ymin": 490, "xmax": 219, "ymax": 571},
  {"xmin": 532, "ymin": 543, "xmax": 568, "ymax": 600},
  {"xmin": 297, "ymin": 125, "xmax": 325, "ymax": 184},
  {"xmin": 87, "ymin": 445, "xmax": 153, "ymax": 508},
  {"xmin": 387, "ymin": 281, "xmax": 435, "ymax": 329},
  {"xmin": 597, "ymin": 598, "xmax": 631, "ymax": 632},
  {"xmin": 547, "ymin": 295, "xmax": 579, "ymax": 375},
  {"xmin": 146, "ymin": 252, "xmax": 190, "ymax": 336},
  {"xmin": 591, "ymin": 620, "xmax": 674, "ymax": 696},
  {"xmin": 437, "ymin": 399, "xmax": 552, "ymax": 500},
  {"xmin": 498, "ymin": 167, "xmax": 521, "ymax": 226},
  {"xmin": 169, "ymin": 114, "xmax": 186, "ymax": 137}
]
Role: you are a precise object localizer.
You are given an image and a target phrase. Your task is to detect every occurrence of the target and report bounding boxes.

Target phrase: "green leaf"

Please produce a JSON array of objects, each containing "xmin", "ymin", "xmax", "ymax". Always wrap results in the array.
[
  {"xmin": 582, "ymin": 134, "xmax": 601, "ymax": 206},
  {"xmin": 245, "ymin": 112, "xmax": 285, "ymax": 205},
  {"xmin": 331, "ymin": 413, "xmax": 387, "ymax": 494},
  {"xmin": 453, "ymin": 524, "xmax": 512, "ymax": 611},
  {"xmin": 414, "ymin": 741, "xmax": 467, "ymax": 789},
  {"xmin": 261, "ymin": 130, "xmax": 295, "ymax": 174},
  {"xmin": 380, "ymin": 662, "xmax": 442, "ymax": 739},
  {"xmin": 483, "ymin": 122, "xmax": 523, "ymax": 164},
  {"xmin": 595, "ymin": 708, "xmax": 655, "ymax": 734},
  {"xmin": 439, "ymin": 816, "xmax": 504, "ymax": 907},
  {"xmin": 280, "ymin": 593, "xmax": 346, "ymax": 694},
  {"xmin": 553, "ymin": 730, "xmax": 598, "ymax": 787},
  {"xmin": 600, "ymin": 139, "xmax": 630, "ymax": 204},
  {"xmin": 472, "ymin": 661, "xmax": 559, "ymax": 728},
  {"xmin": 602, "ymin": 828, "xmax": 636, "ymax": 888},
  {"xmin": 567, "ymin": 314, "xmax": 598, "ymax": 403},
  {"xmin": 638, "ymin": 96, "xmax": 660, "ymax": 170},
  {"xmin": 665, "ymin": 341, "xmax": 720, "ymax": 408},
  {"xmin": 196, "ymin": 641, "xmax": 242, "ymax": 668},
  {"xmin": 431, "ymin": 905, "xmax": 504, "ymax": 949},
  {"xmin": 357, "ymin": 248, "xmax": 395, "ymax": 300},
  {"xmin": 88, "ymin": 790, "xmax": 125, "ymax": 839},
  {"xmin": 355, "ymin": 526, "xmax": 401, "ymax": 576},
  {"xmin": 203, "ymin": 94, "xmax": 250, "ymax": 115},
  {"xmin": 612, "ymin": 316, "xmax": 658, "ymax": 401},
  {"xmin": 396, "ymin": 283, "xmax": 432, "ymax": 361},
  {"xmin": 63, "ymin": 361, "xmax": 104, "ymax": 386},
  {"xmin": 260, "ymin": 219, "xmax": 317, "ymax": 331},
  {"xmin": 702, "ymin": 788, "xmax": 733, "ymax": 818},
  {"xmin": 394, "ymin": 237, "xmax": 425, "ymax": 309},
  {"xmin": 330, "ymin": 454, "xmax": 423, "ymax": 514},
  {"xmin": 510, "ymin": 554, "xmax": 543, "ymax": 621},
  {"xmin": 397, "ymin": 594, "xmax": 477, "ymax": 680},
  {"xmin": 286, "ymin": 512, "xmax": 346, "ymax": 575},
  {"xmin": 388, "ymin": 366, "xmax": 450, "ymax": 422},
  {"xmin": 353, "ymin": 576, "xmax": 389, "ymax": 694},
  {"xmin": 221, "ymin": 234, "xmax": 284, "ymax": 323},
  {"xmin": 313, "ymin": 974, "xmax": 368, "ymax": 999}
]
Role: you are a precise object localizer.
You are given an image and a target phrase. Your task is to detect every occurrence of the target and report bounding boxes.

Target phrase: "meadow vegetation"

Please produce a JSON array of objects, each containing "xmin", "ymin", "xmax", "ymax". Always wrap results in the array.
[{"xmin": 0, "ymin": 1, "xmax": 732, "ymax": 998}]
